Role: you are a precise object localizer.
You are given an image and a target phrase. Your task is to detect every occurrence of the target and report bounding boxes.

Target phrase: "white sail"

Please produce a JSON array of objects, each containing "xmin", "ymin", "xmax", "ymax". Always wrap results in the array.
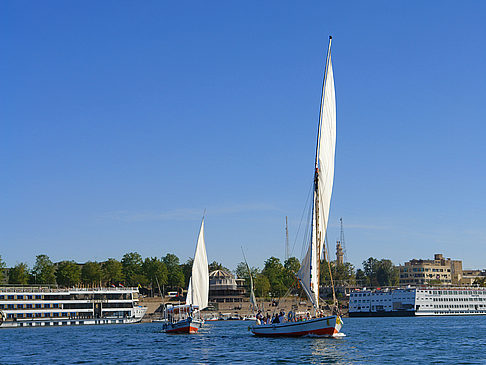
[
  {"xmin": 316, "ymin": 52, "xmax": 336, "ymax": 245},
  {"xmin": 185, "ymin": 219, "xmax": 209, "ymax": 310},
  {"xmin": 297, "ymin": 38, "xmax": 336, "ymax": 311}
]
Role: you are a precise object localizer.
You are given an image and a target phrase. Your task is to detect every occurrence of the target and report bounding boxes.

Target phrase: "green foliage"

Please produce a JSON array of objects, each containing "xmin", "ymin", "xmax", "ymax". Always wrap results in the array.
[
  {"xmin": 356, "ymin": 269, "xmax": 366, "ymax": 285},
  {"xmin": 81, "ymin": 261, "xmax": 102, "ymax": 285},
  {"xmin": 32, "ymin": 254, "xmax": 56, "ymax": 285},
  {"xmin": 102, "ymin": 258, "xmax": 124, "ymax": 284},
  {"xmin": 320, "ymin": 260, "xmax": 356, "ymax": 286},
  {"xmin": 235, "ymin": 261, "xmax": 260, "ymax": 293},
  {"xmin": 209, "ymin": 261, "xmax": 229, "ymax": 272},
  {"xmin": 163, "ymin": 253, "xmax": 184, "ymax": 289},
  {"xmin": 262, "ymin": 257, "xmax": 286, "ymax": 297},
  {"xmin": 56, "ymin": 261, "xmax": 81, "ymax": 287},
  {"xmin": 254, "ymin": 273, "xmax": 271, "ymax": 298},
  {"xmin": 283, "ymin": 257, "xmax": 300, "ymax": 287},
  {"xmin": 9, "ymin": 263, "xmax": 30, "ymax": 284},
  {"xmin": 181, "ymin": 258, "xmax": 193, "ymax": 288},
  {"xmin": 360, "ymin": 257, "xmax": 399, "ymax": 287},
  {"xmin": 142, "ymin": 257, "xmax": 168, "ymax": 290},
  {"xmin": 121, "ymin": 252, "xmax": 144, "ymax": 286},
  {"xmin": 162, "ymin": 253, "xmax": 180, "ymax": 269},
  {"xmin": 0, "ymin": 255, "xmax": 6, "ymax": 282}
]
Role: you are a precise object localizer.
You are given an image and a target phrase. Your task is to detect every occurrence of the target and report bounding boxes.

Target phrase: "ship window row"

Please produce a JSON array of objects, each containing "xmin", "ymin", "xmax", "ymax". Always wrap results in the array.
[
  {"xmin": 433, "ymin": 297, "xmax": 483, "ymax": 302},
  {"xmin": 0, "ymin": 294, "xmax": 131, "ymax": 300},
  {"xmin": 435, "ymin": 304, "xmax": 484, "ymax": 309},
  {"xmin": 0, "ymin": 303, "xmax": 61, "ymax": 309}
]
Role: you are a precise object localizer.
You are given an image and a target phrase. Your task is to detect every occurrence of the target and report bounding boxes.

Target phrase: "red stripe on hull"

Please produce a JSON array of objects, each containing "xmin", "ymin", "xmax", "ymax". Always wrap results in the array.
[{"xmin": 165, "ymin": 325, "xmax": 199, "ymax": 334}]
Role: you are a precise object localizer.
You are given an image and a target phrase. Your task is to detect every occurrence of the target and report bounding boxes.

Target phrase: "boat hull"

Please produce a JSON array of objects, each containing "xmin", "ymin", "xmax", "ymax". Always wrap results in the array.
[
  {"xmin": 164, "ymin": 317, "xmax": 203, "ymax": 334},
  {"xmin": 250, "ymin": 316, "xmax": 342, "ymax": 337}
]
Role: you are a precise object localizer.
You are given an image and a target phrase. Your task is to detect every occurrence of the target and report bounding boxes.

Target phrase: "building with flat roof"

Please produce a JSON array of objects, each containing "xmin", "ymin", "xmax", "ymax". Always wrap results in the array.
[{"xmin": 399, "ymin": 254, "xmax": 463, "ymax": 286}]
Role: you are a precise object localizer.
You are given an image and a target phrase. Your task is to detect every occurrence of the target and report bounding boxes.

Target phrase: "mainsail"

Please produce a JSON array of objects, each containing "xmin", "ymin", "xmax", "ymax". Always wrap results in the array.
[
  {"xmin": 297, "ymin": 37, "xmax": 336, "ymax": 311},
  {"xmin": 185, "ymin": 218, "xmax": 209, "ymax": 310}
]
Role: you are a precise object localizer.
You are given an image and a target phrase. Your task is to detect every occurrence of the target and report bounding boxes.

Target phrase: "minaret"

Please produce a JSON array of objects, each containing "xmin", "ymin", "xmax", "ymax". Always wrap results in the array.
[{"xmin": 336, "ymin": 241, "xmax": 344, "ymax": 265}]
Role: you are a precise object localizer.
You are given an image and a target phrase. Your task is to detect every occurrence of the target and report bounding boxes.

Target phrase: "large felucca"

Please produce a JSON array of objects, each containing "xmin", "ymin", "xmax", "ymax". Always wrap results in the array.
[
  {"xmin": 250, "ymin": 36, "xmax": 342, "ymax": 337},
  {"xmin": 163, "ymin": 217, "xmax": 209, "ymax": 334}
]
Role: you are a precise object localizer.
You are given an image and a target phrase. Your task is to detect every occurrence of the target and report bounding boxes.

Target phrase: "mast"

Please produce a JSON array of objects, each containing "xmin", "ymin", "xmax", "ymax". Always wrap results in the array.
[{"xmin": 285, "ymin": 216, "xmax": 289, "ymax": 261}]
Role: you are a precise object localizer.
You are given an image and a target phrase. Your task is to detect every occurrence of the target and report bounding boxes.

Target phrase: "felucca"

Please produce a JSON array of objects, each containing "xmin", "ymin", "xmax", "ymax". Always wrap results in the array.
[
  {"xmin": 163, "ymin": 217, "xmax": 209, "ymax": 334},
  {"xmin": 250, "ymin": 36, "xmax": 343, "ymax": 337}
]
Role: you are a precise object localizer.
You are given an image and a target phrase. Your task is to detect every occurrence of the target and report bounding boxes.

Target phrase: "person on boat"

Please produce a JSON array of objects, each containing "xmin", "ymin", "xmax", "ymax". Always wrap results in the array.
[
  {"xmin": 256, "ymin": 310, "xmax": 263, "ymax": 325},
  {"xmin": 278, "ymin": 311, "xmax": 286, "ymax": 323},
  {"xmin": 265, "ymin": 313, "xmax": 271, "ymax": 324},
  {"xmin": 272, "ymin": 313, "xmax": 280, "ymax": 324}
]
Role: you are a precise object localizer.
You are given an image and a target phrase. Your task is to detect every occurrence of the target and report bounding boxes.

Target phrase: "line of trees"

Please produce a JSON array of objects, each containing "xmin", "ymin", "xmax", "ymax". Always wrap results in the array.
[
  {"xmin": 234, "ymin": 256, "xmax": 402, "ymax": 299},
  {"xmin": 1, "ymin": 253, "xmax": 410, "ymax": 296},
  {"xmin": 0, "ymin": 254, "xmax": 226, "ymax": 294}
]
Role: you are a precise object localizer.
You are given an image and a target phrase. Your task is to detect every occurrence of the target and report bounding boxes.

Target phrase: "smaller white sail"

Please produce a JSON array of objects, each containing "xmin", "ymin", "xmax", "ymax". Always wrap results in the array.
[{"xmin": 186, "ymin": 218, "xmax": 209, "ymax": 310}]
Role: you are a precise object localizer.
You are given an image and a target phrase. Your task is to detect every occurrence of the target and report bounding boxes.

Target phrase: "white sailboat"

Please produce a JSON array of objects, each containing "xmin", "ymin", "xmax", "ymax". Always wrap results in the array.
[
  {"xmin": 250, "ymin": 36, "xmax": 343, "ymax": 337},
  {"xmin": 163, "ymin": 217, "xmax": 209, "ymax": 334}
]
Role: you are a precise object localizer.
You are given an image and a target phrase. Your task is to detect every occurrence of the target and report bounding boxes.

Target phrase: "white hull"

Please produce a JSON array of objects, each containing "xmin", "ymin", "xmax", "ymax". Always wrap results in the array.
[
  {"xmin": 163, "ymin": 317, "xmax": 203, "ymax": 334},
  {"xmin": 0, "ymin": 313, "xmax": 146, "ymax": 328},
  {"xmin": 250, "ymin": 316, "xmax": 342, "ymax": 337}
]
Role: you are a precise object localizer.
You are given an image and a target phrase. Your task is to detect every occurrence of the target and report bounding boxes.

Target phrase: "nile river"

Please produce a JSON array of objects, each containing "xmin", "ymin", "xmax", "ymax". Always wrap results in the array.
[{"xmin": 1, "ymin": 316, "xmax": 485, "ymax": 364}]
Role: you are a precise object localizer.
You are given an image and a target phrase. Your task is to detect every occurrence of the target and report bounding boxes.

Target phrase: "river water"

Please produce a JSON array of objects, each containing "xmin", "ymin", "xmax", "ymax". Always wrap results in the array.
[{"xmin": 1, "ymin": 316, "xmax": 485, "ymax": 364}]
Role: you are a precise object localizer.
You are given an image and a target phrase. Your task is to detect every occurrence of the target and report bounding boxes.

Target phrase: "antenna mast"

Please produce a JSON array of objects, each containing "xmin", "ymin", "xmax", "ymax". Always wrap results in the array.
[
  {"xmin": 285, "ymin": 216, "xmax": 289, "ymax": 261},
  {"xmin": 339, "ymin": 218, "xmax": 347, "ymax": 262}
]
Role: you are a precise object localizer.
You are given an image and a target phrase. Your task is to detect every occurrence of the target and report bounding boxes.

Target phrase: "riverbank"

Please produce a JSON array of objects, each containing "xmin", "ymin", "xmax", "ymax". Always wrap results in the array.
[{"xmin": 139, "ymin": 296, "xmax": 348, "ymax": 322}]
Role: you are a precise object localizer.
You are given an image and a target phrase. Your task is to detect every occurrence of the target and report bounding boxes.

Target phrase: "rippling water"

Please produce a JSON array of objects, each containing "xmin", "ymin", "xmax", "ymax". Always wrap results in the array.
[{"xmin": 1, "ymin": 316, "xmax": 486, "ymax": 364}]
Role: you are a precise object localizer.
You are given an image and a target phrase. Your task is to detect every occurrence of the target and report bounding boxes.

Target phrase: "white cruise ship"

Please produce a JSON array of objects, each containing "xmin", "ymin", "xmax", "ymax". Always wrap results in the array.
[
  {"xmin": 0, "ymin": 287, "xmax": 147, "ymax": 328},
  {"xmin": 349, "ymin": 287, "xmax": 486, "ymax": 317}
]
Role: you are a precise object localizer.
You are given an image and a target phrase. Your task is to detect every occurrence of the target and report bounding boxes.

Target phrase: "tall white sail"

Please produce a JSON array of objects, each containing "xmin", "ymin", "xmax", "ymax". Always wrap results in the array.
[
  {"xmin": 297, "ymin": 37, "xmax": 336, "ymax": 311},
  {"xmin": 185, "ymin": 218, "xmax": 209, "ymax": 310},
  {"xmin": 316, "ymin": 50, "xmax": 336, "ymax": 244}
]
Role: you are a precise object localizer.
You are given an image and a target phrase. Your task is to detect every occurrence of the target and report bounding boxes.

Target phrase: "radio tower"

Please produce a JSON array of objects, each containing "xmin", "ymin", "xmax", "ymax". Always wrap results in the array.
[
  {"xmin": 285, "ymin": 216, "xmax": 289, "ymax": 261},
  {"xmin": 339, "ymin": 217, "xmax": 348, "ymax": 262}
]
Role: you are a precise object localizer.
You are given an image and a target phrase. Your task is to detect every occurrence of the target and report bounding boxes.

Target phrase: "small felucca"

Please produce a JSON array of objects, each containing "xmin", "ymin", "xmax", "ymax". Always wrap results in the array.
[
  {"xmin": 163, "ymin": 217, "xmax": 209, "ymax": 334},
  {"xmin": 250, "ymin": 36, "xmax": 343, "ymax": 337}
]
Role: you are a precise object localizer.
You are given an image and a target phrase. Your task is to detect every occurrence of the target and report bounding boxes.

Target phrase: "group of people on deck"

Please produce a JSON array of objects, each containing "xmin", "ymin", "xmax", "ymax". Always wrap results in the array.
[{"xmin": 255, "ymin": 309, "xmax": 312, "ymax": 325}]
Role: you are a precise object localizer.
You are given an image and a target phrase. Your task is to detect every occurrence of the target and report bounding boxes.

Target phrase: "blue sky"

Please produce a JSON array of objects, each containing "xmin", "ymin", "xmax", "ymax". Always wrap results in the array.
[{"xmin": 1, "ymin": 1, "xmax": 485, "ymax": 271}]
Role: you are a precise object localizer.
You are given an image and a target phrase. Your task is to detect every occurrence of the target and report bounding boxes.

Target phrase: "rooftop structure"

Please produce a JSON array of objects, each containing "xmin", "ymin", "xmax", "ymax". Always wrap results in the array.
[{"xmin": 399, "ymin": 254, "xmax": 463, "ymax": 286}]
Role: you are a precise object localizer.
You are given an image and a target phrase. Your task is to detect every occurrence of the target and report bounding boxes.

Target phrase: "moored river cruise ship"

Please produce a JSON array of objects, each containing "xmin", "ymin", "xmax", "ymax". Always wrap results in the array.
[
  {"xmin": 349, "ymin": 287, "xmax": 486, "ymax": 317},
  {"xmin": 0, "ymin": 286, "xmax": 147, "ymax": 328}
]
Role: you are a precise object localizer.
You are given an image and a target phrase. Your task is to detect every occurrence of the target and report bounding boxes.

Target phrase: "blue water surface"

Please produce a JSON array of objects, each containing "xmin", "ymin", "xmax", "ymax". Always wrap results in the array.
[{"xmin": 1, "ymin": 316, "xmax": 485, "ymax": 364}]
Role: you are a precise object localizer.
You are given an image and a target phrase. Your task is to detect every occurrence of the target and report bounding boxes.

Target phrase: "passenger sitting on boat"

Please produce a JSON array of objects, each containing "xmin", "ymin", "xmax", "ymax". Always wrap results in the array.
[
  {"xmin": 256, "ymin": 310, "xmax": 263, "ymax": 325},
  {"xmin": 278, "ymin": 311, "xmax": 285, "ymax": 323},
  {"xmin": 272, "ymin": 313, "xmax": 280, "ymax": 324},
  {"xmin": 266, "ymin": 313, "xmax": 271, "ymax": 324}
]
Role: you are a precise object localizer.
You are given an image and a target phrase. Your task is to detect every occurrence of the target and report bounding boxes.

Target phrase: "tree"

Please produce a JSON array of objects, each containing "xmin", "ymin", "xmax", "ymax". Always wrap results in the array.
[
  {"xmin": 262, "ymin": 257, "xmax": 286, "ymax": 297},
  {"xmin": 235, "ymin": 262, "xmax": 260, "ymax": 293},
  {"xmin": 121, "ymin": 252, "xmax": 144, "ymax": 286},
  {"xmin": 142, "ymin": 257, "xmax": 168, "ymax": 294},
  {"xmin": 283, "ymin": 257, "xmax": 300, "ymax": 287},
  {"xmin": 356, "ymin": 269, "xmax": 366, "ymax": 286},
  {"xmin": 209, "ymin": 261, "xmax": 229, "ymax": 272},
  {"xmin": 163, "ymin": 253, "xmax": 185, "ymax": 289},
  {"xmin": 254, "ymin": 273, "xmax": 271, "ymax": 298},
  {"xmin": 376, "ymin": 259, "xmax": 399, "ymax": 286},
  {"xmin": 363, "ymin": 257, "xmax": 380, "ymax": 286},
  {"xmin": 180, "ymin": 258, "xmax": 193, "ymax": 289},
  {"xmin": 55, "ymin": 261, "xmax": 81, "ymax": 287},
  {"xmin": 0, "ymin": 255, "xmax": 6, "ymax": 283},
  {"xmin": 102, "ymin": 258, "xmax": 124, "ymax": 285},
  {"xmin": 9, "ymin": 263, "xmax": 29, "ymax": 284},
  {"xmin": 81, "ymin": 261, "xmax": 102, "ymax": 286},
  {"xmin": 32, "ymin": 254, "xmax": 56, "ymax": 285}
]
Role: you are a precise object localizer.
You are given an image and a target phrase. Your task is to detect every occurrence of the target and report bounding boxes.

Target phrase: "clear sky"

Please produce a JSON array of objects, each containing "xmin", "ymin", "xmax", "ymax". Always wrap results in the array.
[{"xmin": 1, "ymin": 1, "xmax": 485, "ymax": 271}]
